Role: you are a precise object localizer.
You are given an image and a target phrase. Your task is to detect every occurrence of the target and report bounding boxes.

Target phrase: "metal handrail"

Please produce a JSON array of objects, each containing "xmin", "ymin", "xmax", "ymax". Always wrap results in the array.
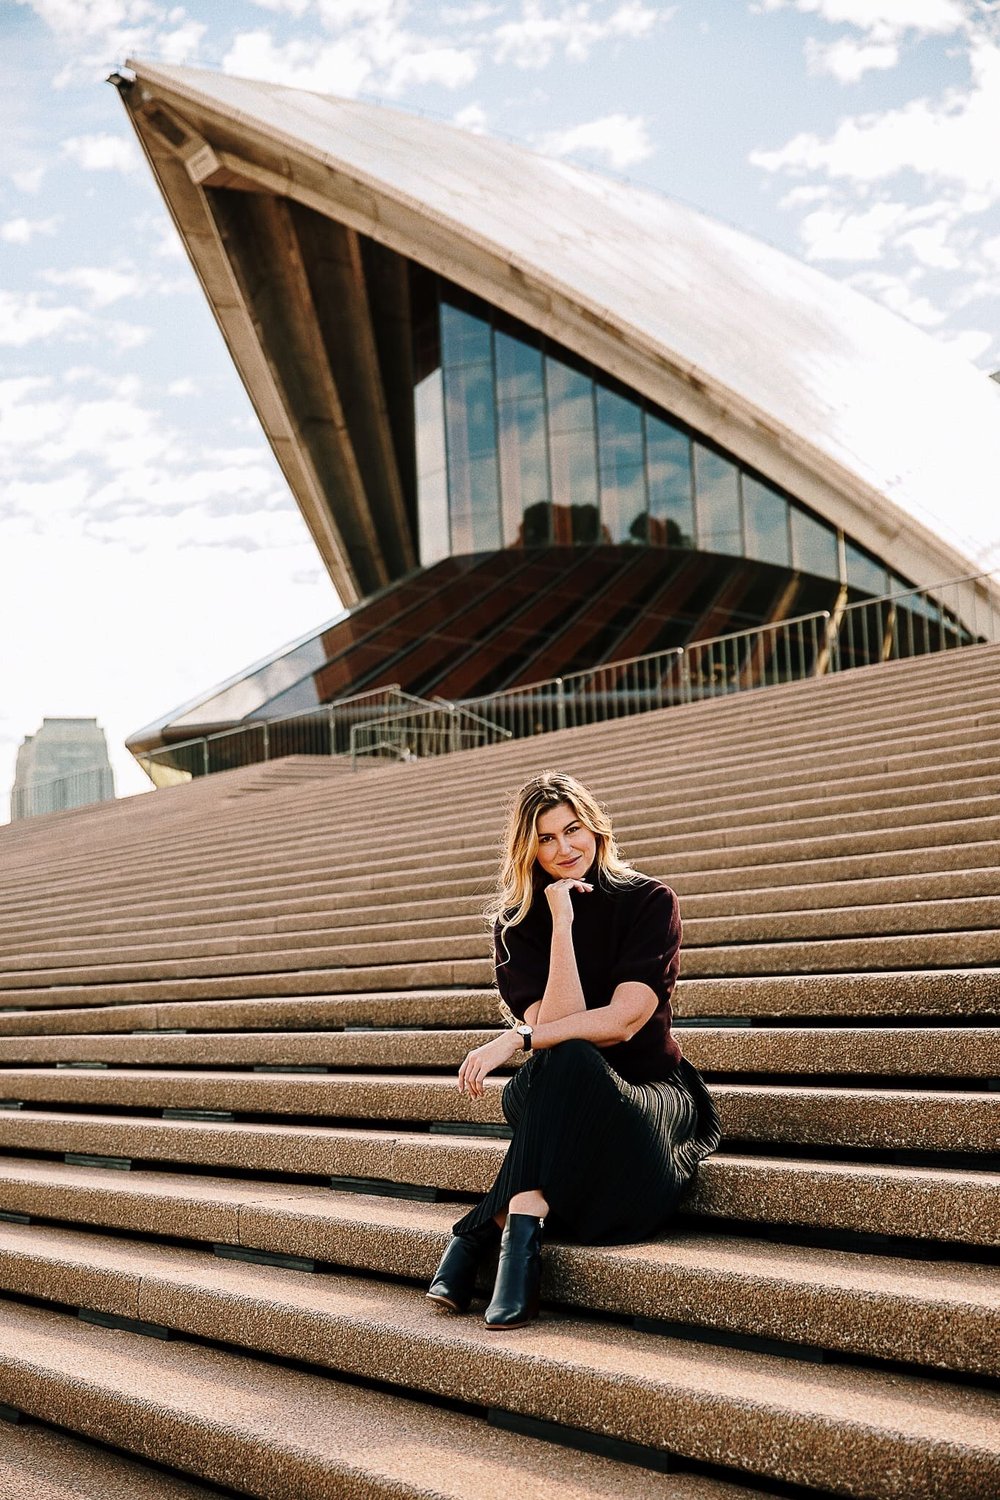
[
  {"xmin": 349, "ymin": 698, "xmax": 513, "ymax": 769},
  {"xmin": 137, "ymin": 684, "xmax": 431, "ymax": 785},
  {"xmin": 138, "ymin": 566, "xmax": 1000, "ymax": 781}
]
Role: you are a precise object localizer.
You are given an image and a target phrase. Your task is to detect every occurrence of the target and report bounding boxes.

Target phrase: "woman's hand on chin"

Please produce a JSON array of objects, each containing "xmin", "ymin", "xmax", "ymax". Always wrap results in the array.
[
  {"xmin": 544, "ymin": 876, "xmax": 593, "ymax": 925},
  {"xmin": 458, "ymin": 1030, "xmax": 523, "ymax": 1099}
]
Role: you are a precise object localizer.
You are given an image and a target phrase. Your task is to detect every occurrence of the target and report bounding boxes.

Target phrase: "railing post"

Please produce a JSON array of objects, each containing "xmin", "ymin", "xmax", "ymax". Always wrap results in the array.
[
  {"xmin": 202, "ymin": 739, "xmax": 209, "ymax": 777},
  {"xmin": 262, "ymin": 721, "xmax": 270, "ymax": 762},
  {"xmin": 328, "ymin": 704, "xmax": 336, "ymax": 756},
  {"xmin": 556, "ymin": 678, "xmax": 566, "ymax": 732}
]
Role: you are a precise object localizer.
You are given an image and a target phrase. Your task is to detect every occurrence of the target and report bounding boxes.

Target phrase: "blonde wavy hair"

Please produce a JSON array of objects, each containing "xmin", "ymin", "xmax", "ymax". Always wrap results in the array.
[{"xmin": 488, "ymin": 771, "xmax": 638, "ymax": 952}]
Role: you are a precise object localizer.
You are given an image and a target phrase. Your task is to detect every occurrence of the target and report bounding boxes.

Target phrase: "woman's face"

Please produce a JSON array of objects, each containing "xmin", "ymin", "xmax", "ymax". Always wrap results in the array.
[{"xmin": 534, "ymin": 802, "xmax": 597, "ymax": 881}]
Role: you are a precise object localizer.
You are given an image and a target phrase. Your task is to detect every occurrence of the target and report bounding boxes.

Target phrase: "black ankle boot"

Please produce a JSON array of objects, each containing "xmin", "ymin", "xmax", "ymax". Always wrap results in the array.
[
  {"xmin": 484, "ymin": 1213, "xmax": 543, "ymax": 1329},
  {"xmin": 426, "ymin": 1219, "xmax": 500, "ymax": 1313}
]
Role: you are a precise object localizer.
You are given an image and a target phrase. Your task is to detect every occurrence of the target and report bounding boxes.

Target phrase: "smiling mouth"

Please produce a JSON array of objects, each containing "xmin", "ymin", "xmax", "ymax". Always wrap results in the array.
[{"xmin": 558, "ymin": 856, "xmax": 581, "ymax": 866}]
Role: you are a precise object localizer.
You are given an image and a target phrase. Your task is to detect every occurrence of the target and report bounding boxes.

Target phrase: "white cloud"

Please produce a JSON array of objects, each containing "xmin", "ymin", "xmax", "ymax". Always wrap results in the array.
[
  {"xmin": 156, "ymin": 17, "xmax": 207, "ymax": 63},
  {"xmin": 848, "ymin": 269, "xmax": 948, "ymax": 328},
  {"xmin": 223, "ymin": 12, "xmax": 478, "ymax": 98},
  {"xmin": 0, "ymin": 215, "xmax": 60, "ymax": 245},
  {"xmin": 42, "ymin": 265, "xmax": 145, "ymax": 308},
  {"xmin": 895, "ymin": 221, "xmax": 963, "ymax": 270},
  {"xmin": 757, "ymin": 0, "xmax": 966, "ymax": 38},
  {"xmin": 750, "ymin": 38, "xmax": 1000, "ymax": 198},
  {"xmin": 10, "ymin": 167, "xmax": 47, "ymax": 194},
  {"xmin": 493, "ymin": 1, "xmax": 662, "ymax": 68},
  {"xmin": 934, "ymin": 327, "xmax": 995, "ymax": 362},
  {"xmin": 61, "ymin": 133, "xmax": 141, "ymax": 173},
  {"xmin": 0, "ymin": 289, "xmax": 150, "ymax": 351},
  {"xmin": 16, "ymin": 0, "xmax": 209, "ymax": 84},
  {"xmin": 386, "ymin": 45, "xmax": 477, "ymax": 91},
  {"xmin": 0, "ymin": 291, "xmax": 91, "ymax": 347},
  {"xmin": 454, "ymin": 102, "xmax": 489, "ymax": 134},
  {"xmin": 167, "ymin": 377, "xmax": 200, "ymax": 397},
  {"xmin": 540, "ymin": 112, "xmax": 654, "ymax": 170},
  {"xmin": 222, "ymin": 29, "xmax": 373, "ymax": 94},
  {"xmin": 804, "ymin": 34, "xmax": 899, "ymax": 83},
  {"xmin": 797, "ymin": 200, "xmax": 914, "ymax": 261}
]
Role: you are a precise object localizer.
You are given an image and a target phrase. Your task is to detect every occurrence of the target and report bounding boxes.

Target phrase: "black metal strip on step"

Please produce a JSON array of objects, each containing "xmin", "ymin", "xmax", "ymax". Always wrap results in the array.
[
  {"xmin": 77, "ymin": 1308, "xmax": 172, "ymax": 1339},
  {"xmin": 213, "ymin": 1244, "xmax": 316, "ymax": 1272},
  {"xmin": 329, "ymin": 1174, "xmax": 439, "ymax": 1201},
  {"xmin": 429, "ymin": 1122, "xmax": 513, "ymax": 1138},
  {"xmin": 252, "ymin": 1065, "xmax": 330, "ymax": 1073},
  {"xmin": 635, "ymin": 1316, "xmax": 826, "ymax": 1364},
  {"xmin": 0, "ymin": 1212, "xmax": 30, "ymax": 1225},
  {"xmin": 162, "ymin": 1108, "xmax": 235, "ymax": 1121},
  {"xmin": 64, "ymin": 1153, "xmax": 132, "ymax": 1171}
]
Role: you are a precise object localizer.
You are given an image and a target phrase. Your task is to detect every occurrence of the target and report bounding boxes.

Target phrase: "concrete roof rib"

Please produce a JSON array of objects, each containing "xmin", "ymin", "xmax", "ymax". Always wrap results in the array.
[{"xmin": 119, "ymin": 60, "xmax": 1000, "ymax": 602}]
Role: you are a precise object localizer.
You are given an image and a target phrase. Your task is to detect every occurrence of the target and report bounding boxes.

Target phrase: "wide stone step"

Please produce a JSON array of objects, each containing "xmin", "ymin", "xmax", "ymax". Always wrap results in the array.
[
  {"xmin": 0, "ymin": 989, "xmax": 498, "ymax": 1036},
  {"xmin": 0, "ymin": 1301, "xmax": 731, "ymax": 1500},
  {"xmin": 1, "ymin": 973, "xmax": 996, "ymax": 1039},
  {"xmin": 0, "ymin": 1111, "xmax": 993, "ymax": 1242},
  {"xmin": 0, "ymin": 1066, "xmax": 995, "ymax": 1151},
  {"xmin": 0, "ymin": 1416, "xmax": 229, "ymax": 1499},
  {"xmin": 0, "ymin": 1227, "xmax": 995, "ymax": 1500},
  {"xmin": 2, "ymin": 966, "xmax": 995, "ymax": 1030},
  {"xmin": 11, "ymin": 810, "xmax": 1000, "ymax": 941},
  {"xmin": 6, "ymin": 893, "xmax": 1000, "ymax": 976},
  {"xmin": 7, "ymin": 780, "xmax": 999, "ymax": 913},
  {"xmin": 11, "ymin": 758, "xmax": 1000, "ymax": 899},
  {"xmin": 5, "ymin": 831, "xmax": 1000, "ymax": 942},
  {"xmin": 7, "ymin": 863, "xmax": 1000, "ymax": 959},
  {"xmin": 674, "ymin": 968, "xmax": 1000, "ymax": 1020},
  {"xmin": 4, "ymin": 925, "xmax": 999, "ymax": 998},
  {"xmin": 0, "ymin": 1025, "xmax": 994, "ymax": 1079},
  {"xmin": 0, "ymin": 957, "xmax": 487, "ymax": 1008},
  {"xmin": 0, "ymin": 1161, "xmax": 994, "ymax": 1377}
]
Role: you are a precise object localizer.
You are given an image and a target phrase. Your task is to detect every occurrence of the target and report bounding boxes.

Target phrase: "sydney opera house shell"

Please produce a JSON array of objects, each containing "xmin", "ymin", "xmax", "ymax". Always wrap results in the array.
[{"xmin": 113, "ymin": 61, "xmax": 1000, "ymax": 773}]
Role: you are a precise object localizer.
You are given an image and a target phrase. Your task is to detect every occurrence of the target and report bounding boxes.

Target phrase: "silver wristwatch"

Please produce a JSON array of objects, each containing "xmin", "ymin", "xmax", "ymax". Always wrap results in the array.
[{"xmin": 515, "ymin": 1023, "xmax": 533, "ymax": 1051}]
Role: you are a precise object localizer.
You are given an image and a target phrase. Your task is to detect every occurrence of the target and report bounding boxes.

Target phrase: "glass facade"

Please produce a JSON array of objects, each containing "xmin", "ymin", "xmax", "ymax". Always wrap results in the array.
[{"xmin": 413, "ymin": 274, "xmax": 895, "ymax": 594}]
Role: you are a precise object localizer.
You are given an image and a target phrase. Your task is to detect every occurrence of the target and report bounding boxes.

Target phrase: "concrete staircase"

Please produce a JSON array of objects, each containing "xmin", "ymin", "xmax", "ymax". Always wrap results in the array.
[{"xmin": 0, "ymin": 645, "xmax": 997, "ymax": 1499}]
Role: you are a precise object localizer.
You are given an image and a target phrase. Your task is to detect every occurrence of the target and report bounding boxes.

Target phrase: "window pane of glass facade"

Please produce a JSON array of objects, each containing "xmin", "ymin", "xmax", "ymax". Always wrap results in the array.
[
  {"xmin": 845, "ymin": 541, "xmax": 889, "ymax": 596},
  {"xmin": 440, "ymin": 299, "xmax": 492, "ymax": 366},
  {"xmin": 442, "ymin": 299, "xmax": 501, "ymax": 553},
  {"xmin": 546, "ymin": 353, "xmax": 597, "ymax": 545},
  {"xmin": 596, "ymin": 384, "xmax": 646, "ymax": 544},
  {"xmin": 743, "ymin": 475, "xmax": 791, "ymax": 567},
  {"xmin": 694, "ymin": 443, "xmax": 742, "ymax": 555},
  {"xmin": 495, "ymin": 327, "xmax": 544, "ymax": 402},
  {"xmin": 790, "ymin": 504, "xmax": 839, "ymax": 580},
  {"xmin": 414, "ymin": 365, "xmax": 449, "ymax": 564},
  {"xmin": 495, "ymin": 327, "xmax": 550, "ymax": 546},
  {"xmin": 645, "ymin": 414, "xmax": 693, "ymax": 547}
]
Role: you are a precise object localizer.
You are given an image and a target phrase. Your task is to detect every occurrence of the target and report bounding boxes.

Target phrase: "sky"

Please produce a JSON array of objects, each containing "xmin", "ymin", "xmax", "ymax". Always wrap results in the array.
[{"xmin": 1, "ymin": 0, "xmax": 998, "ymax": 818}]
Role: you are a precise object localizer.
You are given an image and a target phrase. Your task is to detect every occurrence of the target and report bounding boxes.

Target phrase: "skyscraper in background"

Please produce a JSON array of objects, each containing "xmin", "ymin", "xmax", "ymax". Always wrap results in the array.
[{"xmin": 10, "ymin": 718, "xmax": 115, "ymax": 821}]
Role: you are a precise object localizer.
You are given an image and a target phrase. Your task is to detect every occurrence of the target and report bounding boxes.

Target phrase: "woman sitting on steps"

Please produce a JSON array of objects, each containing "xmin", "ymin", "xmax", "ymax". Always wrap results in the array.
[{"xmin": 426, "ymin": 769, "xmax": 722, "ymax": 1329}]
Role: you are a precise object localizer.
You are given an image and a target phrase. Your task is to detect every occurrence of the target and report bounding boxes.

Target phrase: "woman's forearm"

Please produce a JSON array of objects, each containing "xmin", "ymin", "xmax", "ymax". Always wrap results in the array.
[
  {"xmin": 534, "ymin": 921, "xmax": 586, "ymax": 1024},
  {"xmin": 530, "ymin": 1004, "xmax": 628, "ymax": 1049}
]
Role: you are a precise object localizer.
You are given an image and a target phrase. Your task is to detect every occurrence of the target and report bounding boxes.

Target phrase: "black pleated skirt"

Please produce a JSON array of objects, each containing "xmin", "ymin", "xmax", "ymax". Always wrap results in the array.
[{"xmin": 452, "ymin": 1039, "xmax": 722, "ymax": 1246}]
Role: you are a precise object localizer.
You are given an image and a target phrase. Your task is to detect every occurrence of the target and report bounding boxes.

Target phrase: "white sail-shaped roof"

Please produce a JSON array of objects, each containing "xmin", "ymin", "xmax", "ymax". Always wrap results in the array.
[{"xmin": 119, "ymin": 59, "xmax": 1000, "ymax": 603}]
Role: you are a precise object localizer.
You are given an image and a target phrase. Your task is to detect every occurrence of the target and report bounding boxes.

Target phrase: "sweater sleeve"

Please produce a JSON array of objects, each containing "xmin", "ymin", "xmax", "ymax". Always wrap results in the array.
[
  {"xmin": 609, "ymin": 881, "xmax": 682, "ymax": 995},
  {"xmin": 494, "ymin": 918, "xmax": 549, "ymax": 1021}
]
